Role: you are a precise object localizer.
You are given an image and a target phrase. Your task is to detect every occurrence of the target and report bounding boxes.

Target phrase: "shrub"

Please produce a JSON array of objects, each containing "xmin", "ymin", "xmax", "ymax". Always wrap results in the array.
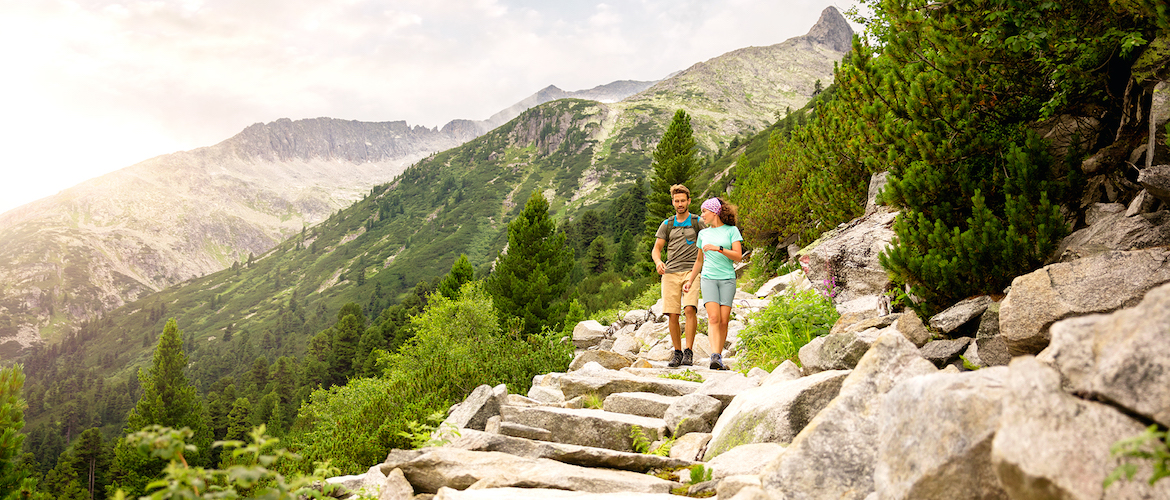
[
  {"xmin": 735, "ymin": 287, "xmax": 839, "ymax": 371},
  {"xmin": 287, "ymin": 281, "xmax": 572, "ymax": 474},
  {"xmin": 111, "ymin": 424, "xmax": 345, "ymax": 500}
]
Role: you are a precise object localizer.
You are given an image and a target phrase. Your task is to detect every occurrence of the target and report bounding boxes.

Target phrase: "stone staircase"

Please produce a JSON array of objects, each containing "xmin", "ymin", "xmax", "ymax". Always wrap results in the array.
[
  {"xmin": 327, "ymin": 353, "xmax": 776, "ymax": 499},
  {"xmin": 325, "ymin": 269, "xmax": 1170, "ymax": 499}
]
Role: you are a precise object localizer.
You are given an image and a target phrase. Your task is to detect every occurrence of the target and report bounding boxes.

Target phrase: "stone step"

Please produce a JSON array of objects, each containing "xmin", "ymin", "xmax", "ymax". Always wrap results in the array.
[
  {"xmin": 386, "ymin": 448, "xmax": 679, "ymax": 495},
  {"xmin": 433, "ymin": 487, "xmax": 681, "ymax": 499},
  {"xmin": 448, "ymin": 429, "xmax": 698, "ymax": 473},
  {"xmin": 602, "ymin": 391, "xmax": 679, "ymax": 418},
  {"xmin": 499, "ymin": 405, "xmax": 669, "ymax": 453},
  {"xmin": 557, "ymin": 366, "xmax": 702, "ymax": 400}
]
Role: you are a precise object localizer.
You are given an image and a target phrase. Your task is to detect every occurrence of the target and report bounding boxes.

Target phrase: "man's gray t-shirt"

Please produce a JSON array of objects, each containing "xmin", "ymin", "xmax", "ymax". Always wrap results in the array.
[{"xmin": 655, "ymin": 213, "xmax": 706, "ymax": 273}]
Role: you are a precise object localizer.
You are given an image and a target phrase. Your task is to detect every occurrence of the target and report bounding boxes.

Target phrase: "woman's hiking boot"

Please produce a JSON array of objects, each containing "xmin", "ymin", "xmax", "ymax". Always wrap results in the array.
[{"xmin": 709, "ymin": 352, "xmax": 727, "ymax": 370}]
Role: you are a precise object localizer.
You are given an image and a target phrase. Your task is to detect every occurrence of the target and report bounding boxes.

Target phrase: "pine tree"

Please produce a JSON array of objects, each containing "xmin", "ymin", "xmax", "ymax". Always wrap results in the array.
[
  {"xmin": 328, "ymin": 304, "xmax": 365, "ymax": 385},
  {"xmin": 645, "ymin": 109, "xmax": 699, "ymax": 235},
  {"xmin": 609, "ymin": 178, "xmax": 648, "ymax": 239},
  {"xmin": 0, "ymin": 364, "xmax": 27, "ymax": 496},
  {"xmin": 438, "ymin": 254, "xmax": 475, "ymax": 300},
  {"xmin": 72, "ymin": 428, "xmax": 109, "ymax": 500},
  {"xmin": 109, "ymin": 319, "xmax": 213, "ymax": 497},
  {"xmin": 613, "ymin": 231, "xmax": 636, "ymax": 272},
  {"xmin": 584, "ymin": 236, "xmax": 610, "ymax": 275},
  {"xmin": 487, "ymin": 192, "xmax": 575, "ymax": 337}
]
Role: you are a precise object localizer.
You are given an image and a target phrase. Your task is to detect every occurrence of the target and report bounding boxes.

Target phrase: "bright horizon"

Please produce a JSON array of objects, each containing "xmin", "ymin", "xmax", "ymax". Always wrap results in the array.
[{"xmin": 0, "ymin": 0, "xmax": 861, "ymax": 216}]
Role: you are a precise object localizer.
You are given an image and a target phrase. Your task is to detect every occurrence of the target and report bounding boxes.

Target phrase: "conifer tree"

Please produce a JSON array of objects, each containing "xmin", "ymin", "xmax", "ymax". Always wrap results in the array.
[
  {"xmin": 645, "ymin": 109, "xmax": 699, "ymax": 234},
  {"xmin": 0, "ymin": 364, "xmax": 27, "ymax": 496},
  {"xmin": 487, "ymin": 192, "xmax": 574, "ymax": 337},
  {"xmin": 610, "ymin": 178, "xmax": 648, "ymax": 238},
  {"xmin": 438, "ymin": 254, "xmax": 475, "ymax": 300},
  {"xmin": 328, "ymin": 304, "xmax": 365, "ymax": 385},
  {"xmin": 108, "ymin": 319, "xmax": 212, "ymax": 497},
  {"xmin": 72, "ymin": 428, "xmax": 109, "ymax": 500},
  {"xmin": 584, "ymin": 236, "xmax": 610, "ymax": 275}
]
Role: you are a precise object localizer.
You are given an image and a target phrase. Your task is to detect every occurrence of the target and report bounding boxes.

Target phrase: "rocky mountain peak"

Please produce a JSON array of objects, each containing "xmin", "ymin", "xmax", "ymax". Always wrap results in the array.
[{"xmin": 802, "ymin": 6, "xmax": 853, "ymax": 53}]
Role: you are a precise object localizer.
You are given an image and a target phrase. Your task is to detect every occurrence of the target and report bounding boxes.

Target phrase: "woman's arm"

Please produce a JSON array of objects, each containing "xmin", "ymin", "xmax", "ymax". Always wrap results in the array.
[{"xmin": 725, "ymin": 240, "xmax": 743, "ymax": 262}]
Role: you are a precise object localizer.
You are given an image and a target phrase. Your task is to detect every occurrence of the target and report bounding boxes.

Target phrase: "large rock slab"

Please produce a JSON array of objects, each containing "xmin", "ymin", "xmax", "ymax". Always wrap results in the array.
[
  {"xmin": 396, "ymin": 448, "xmax": 677, "ymax": 494},
  {"xmin": 569, "ymin": 350, "xmax": 633, "ymax": 371},
  {"xmin": 557, "ymin": 368, "xmax": 701, "ymax": 400},
  {"xmin": 443, "ymin": 384, "xmax": 501, "ymax": 431},
  {"xmin": 603, "ymin": 392, "xmax": 678, "ymax": 419},
  {"xmin": 815, "ymin": 326, "xmax": 884, "ymax": 371},
  {"xmin": 634, "ymin": 321, "xmax": 670, "ymax": 348},
  {"xmin": 798, "ymin": 335, "xmax": 829, "ymax": 374},
  {"xmin": 572, "ymin": 320, "xmax": 608, "ymax": 349},
  {"xmin": 892, "ymin": 310, "xmax": 931, "ymax": 347},
  {"xmin": 447, "ymin": 429, "xmax": 696, "ymax": 473},
  {"xmin": 760, "ymin": 332, "xmax": 938, "ymax": 500},
  {"xmin": 973, "ymin": 302, "xmax": 1010, "ymax": 367},
  {"xmin": 998, "ymin": 248, "xmax": 1170, "ymax": 356},
  {"xmin": 706, "ymin": 443, "xmax": 786, "ymax": 479},
  {"xmin": 705, "ymin": 369, "xmax": 849, "ymax": 460},
  {"xmin": 669, "ymin": 432, "xmax": 711, "ymax": 462},
  {"xmin": 664, "ymin": 393, "xmax": 723, "ymax": 436},
  {"xmin": 761, "ymin": 360, "xmax": 803, "ymax": 386},
  {"xmin": 918, "ymin": 337, "xmax": 972, "ymax": 369},
  {"xmin": 990, "ymin": 357, "xmax": 1170, "ymax": 499},
  {"xmin": 434, "ymin": 487, "xmax": 679, "ymax": 500},
  {"xmin": 1056, "ymin": 210, "xmax": 1170, "ymax": 262},
  {"xmin": 798, "ymin": 208, "xmax": 898, "ymax": 314},
  {"xmin": 1139, "ymin": 164, "xmax": 1170, "ymax": 203},
  {"xmin": 874, "ymin": 368, "xmax": 1010, "ymax": 500},
  {"xmin": 693, "ymin": 371, "xmax": 761, "ymax": 409},
  {"xmin": 928, "ymin": 295, "xmax": 991, "ymax": 334},
  {"xmin": 612, "ymin": 332, "xmax": 641, "ymax": 358},
  {"xmin": 1037, "ymin": 281, "xmax": 1170, "ymax": 427},
  {"xmin": 499, "ymin": 405, "xmax": 667, "ymax": 452}
]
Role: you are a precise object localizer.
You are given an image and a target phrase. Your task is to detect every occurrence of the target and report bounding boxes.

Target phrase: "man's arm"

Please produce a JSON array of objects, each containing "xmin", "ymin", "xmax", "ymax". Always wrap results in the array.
[{"xmin": 652, "ymin": 238, "xmax": 667, "ymax": 275}]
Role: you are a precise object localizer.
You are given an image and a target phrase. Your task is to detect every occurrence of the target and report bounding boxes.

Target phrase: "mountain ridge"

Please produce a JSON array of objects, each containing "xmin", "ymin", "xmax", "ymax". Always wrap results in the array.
[{"xmin": 0, "ymin": 6, "xmax": 852, "ymax": 356}]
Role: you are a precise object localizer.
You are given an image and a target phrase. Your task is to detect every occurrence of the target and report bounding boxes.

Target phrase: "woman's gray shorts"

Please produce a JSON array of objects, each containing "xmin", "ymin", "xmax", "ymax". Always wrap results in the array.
[{"xmin": 700, "ymin": 277, "xmax": 736, "ymax": 307}]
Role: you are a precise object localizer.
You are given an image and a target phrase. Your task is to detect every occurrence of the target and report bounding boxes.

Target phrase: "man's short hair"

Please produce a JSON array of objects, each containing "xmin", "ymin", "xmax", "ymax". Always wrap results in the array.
[{"xmin": 669, "ymin": 184, "xmax": 691, "ymax": 199}]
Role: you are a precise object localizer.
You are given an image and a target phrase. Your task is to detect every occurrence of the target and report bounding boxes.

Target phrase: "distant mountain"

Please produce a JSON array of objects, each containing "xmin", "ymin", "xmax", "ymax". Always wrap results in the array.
[
  {"xmin": 473, "ymin": 80, "xmax": 660, "ymax": 133},
  {"xmin": 0, "ymin": 6, "xmax": 852, "ymax": 357}
]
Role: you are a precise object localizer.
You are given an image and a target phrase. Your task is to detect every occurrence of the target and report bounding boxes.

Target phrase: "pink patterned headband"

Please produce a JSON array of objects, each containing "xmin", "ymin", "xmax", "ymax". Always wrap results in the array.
[{"xmin": 701, "ymin": 198, "xmax": 721, "ymax": 215}]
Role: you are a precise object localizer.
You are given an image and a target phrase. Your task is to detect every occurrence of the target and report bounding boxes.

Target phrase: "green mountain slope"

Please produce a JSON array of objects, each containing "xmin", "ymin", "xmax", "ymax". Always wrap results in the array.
[{"xmin": 10, "ymin": 8, "xmax": 852, "ymax": 449}]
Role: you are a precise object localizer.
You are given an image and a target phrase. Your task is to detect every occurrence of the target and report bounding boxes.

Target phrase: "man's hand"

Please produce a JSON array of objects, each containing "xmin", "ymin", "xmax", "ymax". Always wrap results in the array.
[{"xmin": 655, "ymin": 261, "xmax": 666, "ymax": 275}]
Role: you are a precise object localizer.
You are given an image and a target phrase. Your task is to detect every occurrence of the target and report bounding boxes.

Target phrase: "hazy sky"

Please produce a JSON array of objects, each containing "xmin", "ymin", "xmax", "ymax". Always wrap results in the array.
[{"xmin": 0, "ymin": 0, "xmax": 860, "ymax": 215}]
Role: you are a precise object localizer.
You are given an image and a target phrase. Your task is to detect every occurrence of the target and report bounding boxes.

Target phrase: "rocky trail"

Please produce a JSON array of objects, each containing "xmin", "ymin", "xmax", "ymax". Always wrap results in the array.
[{"xmin": 322, "ymin": 169, "xmax": 1170, "ymax": 499}]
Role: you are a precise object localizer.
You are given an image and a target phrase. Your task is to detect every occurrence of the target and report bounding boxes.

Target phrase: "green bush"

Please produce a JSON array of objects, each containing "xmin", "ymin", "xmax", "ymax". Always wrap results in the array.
[
  {"xmin": 287, "ymin": 281, "xmax": 572, "ymax": 474},
  {"xmin": 735, "ymin": 287, "xmax": 839, "ymax": 371},
  {"xmin": 111, "ymin": 424, "xmax": 345, "ymax": 500}
]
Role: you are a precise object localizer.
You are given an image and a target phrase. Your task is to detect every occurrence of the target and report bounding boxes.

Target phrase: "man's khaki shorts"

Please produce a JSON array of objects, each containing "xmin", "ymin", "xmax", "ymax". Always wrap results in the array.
[{"xmin": 662, "ymin": 271, "xmax": 700, "ymax": 315}]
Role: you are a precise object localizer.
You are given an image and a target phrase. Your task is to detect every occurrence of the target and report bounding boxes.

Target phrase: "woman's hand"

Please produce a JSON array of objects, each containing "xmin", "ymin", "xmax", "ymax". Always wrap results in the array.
[
  {"xmin": 703, "ymin": 244, "xmax": 719, "ymax": 252},
  {"xmin": 683, "ymin": 279, "xmax": 692, "ymax": 293}
]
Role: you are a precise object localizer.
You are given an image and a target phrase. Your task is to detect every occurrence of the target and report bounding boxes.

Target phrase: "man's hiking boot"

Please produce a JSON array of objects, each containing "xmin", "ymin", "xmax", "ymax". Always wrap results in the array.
[
  {"xmin": 709, "ymin": 353, "xmax": 727, "ymax": 370},
  {"xmin": 681, "ymin": 348, "xmax": 694, "ymax": 366},
  {"xmin": 668, "ymin": 349, "xmax": 684, "ymax": 368}
]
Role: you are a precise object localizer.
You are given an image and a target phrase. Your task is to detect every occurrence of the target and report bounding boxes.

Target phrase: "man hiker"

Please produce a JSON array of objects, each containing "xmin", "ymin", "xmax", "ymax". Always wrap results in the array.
[{"xmin": 652, "ymin": 184, "xmax": 706, "ymax": 367}]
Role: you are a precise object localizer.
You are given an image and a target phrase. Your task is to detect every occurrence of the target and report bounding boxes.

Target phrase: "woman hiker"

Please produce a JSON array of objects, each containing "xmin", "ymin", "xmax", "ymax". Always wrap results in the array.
[{"xmin": 682, "ymin": 197, "xmax": 742, "ymax": 370}]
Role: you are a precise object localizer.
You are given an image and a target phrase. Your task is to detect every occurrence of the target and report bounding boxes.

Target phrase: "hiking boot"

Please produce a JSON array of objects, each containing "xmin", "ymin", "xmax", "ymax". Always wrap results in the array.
[
  {"xmin": 709, "ymin": 353, "xmax": 727, "ymax": 370},
  {"xmin": 668, "ymin": 349, "xmax": 684, "ymax": 368},
  {"xmin": 681, "ymin": 348, "xmax": 694, "ymax": 366}
]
